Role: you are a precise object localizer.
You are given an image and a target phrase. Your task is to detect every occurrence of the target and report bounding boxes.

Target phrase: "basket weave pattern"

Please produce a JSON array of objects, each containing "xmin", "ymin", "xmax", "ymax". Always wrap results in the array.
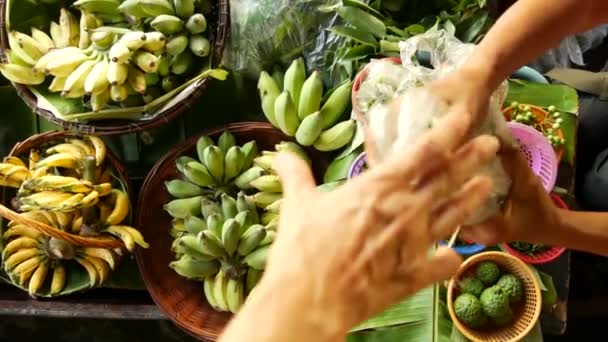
[
  {"xmin": 1, "ymin": 131, "xmax": 131, "ymax": 249},
  {"xmin": 0, "ymin": 0, "xmax": 229, "ymax": 136},
  {"xmin": 447, "ymin": 252, "xmax": 542, "ymax": 342}
]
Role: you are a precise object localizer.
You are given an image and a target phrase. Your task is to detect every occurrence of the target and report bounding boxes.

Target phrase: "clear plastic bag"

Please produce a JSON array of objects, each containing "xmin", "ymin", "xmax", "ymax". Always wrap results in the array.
[
  {"xmin": 222, "ymin": 0, "xmax": 348, "ymax": 81},
  {"xmin": 366, "ymin": 30, "xmax": 512, "ymax": 225}
]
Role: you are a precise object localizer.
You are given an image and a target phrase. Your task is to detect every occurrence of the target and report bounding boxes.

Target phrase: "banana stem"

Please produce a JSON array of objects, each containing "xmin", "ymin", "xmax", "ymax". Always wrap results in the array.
[{"xmin": 80, "ymin": 156, "xmax": 98, "ymax": 233}]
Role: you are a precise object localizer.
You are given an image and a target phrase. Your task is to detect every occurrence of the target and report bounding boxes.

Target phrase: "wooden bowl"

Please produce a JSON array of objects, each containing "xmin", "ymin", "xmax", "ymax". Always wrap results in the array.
[
  {"xmin": 134, "ymin": 122, "xmax": 329, "ymax": 341},
  {"xmin": 447, "ymin": 252, "xmax": 542, "ymax": 342},
  {"xmin": 502, "ymin": 104, "xmax": 564, "ymax": 163}
]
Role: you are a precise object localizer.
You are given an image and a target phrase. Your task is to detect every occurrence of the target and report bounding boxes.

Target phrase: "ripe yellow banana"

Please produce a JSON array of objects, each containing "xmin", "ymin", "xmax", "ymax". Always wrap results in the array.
[
  {"xmin": 105, "ymin": 225, "xmax": 149, "ymax": 251},
  {"xmin": 93, "ymin": 183, "xmax": 113, "ymax": 197},
  {"xmin": 107, "ymin": 61, "xmax": 128, "ymax": 86},
  {"xmin": 80, "ymin": 190, "xmax": 100, "ymax": 207},
  {"xmin": 68, "ymin": 139, "xmax": 96, "ymax": 157},
  {"xmin": 83, "ymin": 255, "xmax": 110, "ymax": 284},
  {"xmin": 59, "ymin": 8, "xmax": 81, "ymax": 47},
  {"xmin": 4, "ymin": 225, "xmax": 43, "ymax": 241},
  {"xmin": 0, "ymin": 64, "xmax": 45, "ymax": 85},
  {"xmin": 38, "ymin": 210, "xmax": 59, "ymax": 228},
  {"xmin": 84, "ymin": 58, "xmax": 110, "ymax": 96},
  {"xmin": 4, "ymin": 248, "xmax": 41, "ymax": 271},
  {"xmin": 3, "ymin": 237, "xmax": 41, "ymax": 259},
  {"xmin": 8, "ymin": 31, "xmax": 44, "ymax": 65},
  {"xmin": 3, "ymin": 156, "xmax": 27, "ymax": 168},
  {"xmin": 85, "ymin": 135, "xmax": 107, "ymax": 166},
  {"xmin": 75, "ymin": 256, "xmax": 99, "ymax": 287},
  {"xmin": 110, "ymin": 83, "xmax": 129, "ymax": 102},
  {"xmin": 141, "ymin": 32, "xmax": 166, "ymax": 53},
  {"xmin": 109, "ymin": 42, "xmax": 131, "ymax": 64},
  {"xmin": 35, "ymin": 152, "xmax": 78, "ymax": 169},
  {"xmin": 79, "ymin": 247, "xmax": 116, "ymax": 270},
  {"xmin": 79, "ymin": 12, "xmax": 103, "ymax": 49},
  {"xmin": 28, "ymin": 261, "xmax": 49, "ymax": 296},
  {"xmin": 62, "ymin": 59, "xmax": 98, "ymax": 98},
  {"xmin": 31, "ymin": 27, "xmax": 55, "ymax": 53},
  {"xmin": 23, "ymin": 175, "xmax": 93, "ymax": 193},
  {"xmin": 104, "ymin": 189, "xmax": 129, "ymax": 226},
  {"xmin": 54, "ymin": 211, "xmax": 74, "ymax": 230},
  {"xmin": 33, "ymin": 47, "xmax": 81, "ymax": 74},
  {"xmin": 46, "ymin": 143, "xmax": 86, "ymax": 160},
  {"xmin": 127, "ymin": 64, "xmax": 147, "ymax": 94},
  {"xmin": 45, "ymin": 51, "xmax": 90, "ymax": 77},
  {"xmin": 50, "ymin": 21, "xmax": 68, "ymax": 48},
  {"xmin": 50, "ymin": 264, "xmax": 67, "ymax": 295},
  {"xmin": 13, "ymin": 256, "xmax": 42, "ymax": 286},
  {"xmin": 72, "ymin": 215, "xmax": 83, "ymax": 234},
  {"xmin": 19, "ymin": 191, "xmax": 76, "ymax": 211},
  {"xmin": 118, "ymin": 31, "xmax": 148, "ymax": 50}
]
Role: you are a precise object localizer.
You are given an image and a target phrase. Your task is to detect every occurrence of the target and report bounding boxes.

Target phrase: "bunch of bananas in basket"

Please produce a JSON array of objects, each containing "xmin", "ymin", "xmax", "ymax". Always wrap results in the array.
[
  {"xmin": 0, "ymin": 136, "xmax": 148, "ymax": 297},
  {"xmin": 0, "ymin": 0, "xmax": 212, "ymax": 112}
]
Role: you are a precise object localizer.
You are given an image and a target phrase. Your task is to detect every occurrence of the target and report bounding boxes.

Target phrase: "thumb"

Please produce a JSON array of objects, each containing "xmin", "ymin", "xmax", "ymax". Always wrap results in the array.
[
  {"xmin": 415, "ymin": 247, "xmax": 462, "ymax": 288},
  {"xmin": 273, "ymin": 152, "xmax": 316, "ymax": 197}
]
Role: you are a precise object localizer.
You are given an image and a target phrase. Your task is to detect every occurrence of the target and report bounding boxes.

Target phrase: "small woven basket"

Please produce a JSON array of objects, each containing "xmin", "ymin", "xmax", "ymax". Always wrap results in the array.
[
  {"xmin": 503, "ymin": 105, "xmax": 564, "ymax": 163},
  {"xmin": 447, "ymin": 251, "xmax": 542, "ymax": 342},
  {"xmin": 499, "ymin": 193, "xmax": 567, "ymax": 265},
  {"xmin": 0, "ymin": 0, "xmax": 229, "ymax": 136},
  {"xmin": 135, "ymin": 122, "xmax": 329, "ymax": 341},
  {"xmin": 0, "ymin": 131, "xmax": 130, "ymax": 249},
  {"xmin": 507, "ymin": 122, "xmax": 558, "ymax": 192}
]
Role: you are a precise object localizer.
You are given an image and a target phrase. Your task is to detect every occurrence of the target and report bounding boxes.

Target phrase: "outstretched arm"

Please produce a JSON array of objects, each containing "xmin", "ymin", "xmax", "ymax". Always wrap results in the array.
[
  {"xmin": 466, "ymin": 0, "xmax": 608, "ymax": 91},
  {"xmin": 553, "ymin": 210, "xmax": 608, "ymax": 257}
]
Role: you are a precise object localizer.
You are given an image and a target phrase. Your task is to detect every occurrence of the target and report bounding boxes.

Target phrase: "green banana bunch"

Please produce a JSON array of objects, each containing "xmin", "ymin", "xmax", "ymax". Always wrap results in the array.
[{"xmin": 258, "ymin": 59, "xmax": 356, "ymax": 151}]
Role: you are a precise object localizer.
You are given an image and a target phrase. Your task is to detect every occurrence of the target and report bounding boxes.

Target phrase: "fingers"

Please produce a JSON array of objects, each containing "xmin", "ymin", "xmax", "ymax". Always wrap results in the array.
[
  {"xmin": 414, "ymin": 247, "xmax": 462, "ymax": 289},
  {"xmin": 460, "ymin": 216, "xmax": 508, "ymax": 245},
  {"xmin": 424, "ymin": 135, "xmax": 499, "ymax": 198},
  {"xmin": 273, "ymin": 152, "xmax": 316, "ymax": 197},
  {"xmin": 430, "ymin": 176, "xmax": 493, "ymax": 239}
]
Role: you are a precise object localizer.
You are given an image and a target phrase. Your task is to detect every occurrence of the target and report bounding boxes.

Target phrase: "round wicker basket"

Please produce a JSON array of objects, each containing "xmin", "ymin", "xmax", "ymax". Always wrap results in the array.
[
  {"xmin": 0, "ymin": 0, "xmax": 229, "ymax": 136},
  {"xmin": 447, "ymin": 251, "xmax": 542, "ymax": 342},
  {"xmin": 135, "ymin": 122, "xmax": 329, "ymax": 341}
]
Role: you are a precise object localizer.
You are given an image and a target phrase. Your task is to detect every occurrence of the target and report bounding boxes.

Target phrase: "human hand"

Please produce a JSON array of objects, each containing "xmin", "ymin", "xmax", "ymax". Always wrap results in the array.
[
  {"xmin": 247, "ymin": 112, "xmax": 500, "ymax": 341},
  {"xmin": 460, "ymin": 146, "xmax": 561, "ymax": 245}
]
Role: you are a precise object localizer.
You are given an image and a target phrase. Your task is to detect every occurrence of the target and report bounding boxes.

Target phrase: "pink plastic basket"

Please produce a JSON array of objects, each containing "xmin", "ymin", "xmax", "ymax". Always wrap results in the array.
[{"xmin": 508, "ymin": 122, "xmax": 558, "ymax": 192}]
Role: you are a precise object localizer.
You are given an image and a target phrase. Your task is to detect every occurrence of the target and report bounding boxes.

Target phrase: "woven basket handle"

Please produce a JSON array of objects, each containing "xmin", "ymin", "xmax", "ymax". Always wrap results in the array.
[{"xmin": 0, "ymin": 205, "xmax": 124, "ymax": 249}]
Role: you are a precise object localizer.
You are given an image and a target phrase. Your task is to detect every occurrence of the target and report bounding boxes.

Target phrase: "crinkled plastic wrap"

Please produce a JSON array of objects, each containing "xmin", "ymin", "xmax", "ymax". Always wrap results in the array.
[
  {"xmin": 366, "ymin": 30, "xmax": 512, "ymax": 225},
  {"xmin": 222, "ymin": 0, "xmax": 348, "ymax": 81}
]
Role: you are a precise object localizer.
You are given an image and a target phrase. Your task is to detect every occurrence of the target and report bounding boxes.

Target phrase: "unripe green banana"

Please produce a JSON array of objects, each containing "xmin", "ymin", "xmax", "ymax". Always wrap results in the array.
[
  {"xmin": 204, "ymin": 276, "xmax": 220, "ymax": 310},
  {"xmin": 224, "ymin": 146, "xmax": 245, "ymax": 182},
  {"xmin": 165, "ymin": 34, "xmax": 189, "ymax": 56},
  {"xmin": 319, "ymin": 80, "xmax": 352, "ymax": 129},
  {"xmin": 250, "ymin": 175, "xmax": 282, "ymax": 193},
  {"xmin": 170, "ymin": 218, "xmax": 186, "ymax": 238},
  {"xmin": 150, "ymin": 15, "xmax": 184, "ymax": 35},
  {"xmin": 164, "ymin": 196, "xmax": 203, "ymax": 218},
  {"xmin": 141, "ymin": 32, "xmax": 166, "ymax": 53},
  {"xmin": 260, "ymin": 229, "xmax": 276, "ymax": 246},
  {"xmin": 174, "ymin": 0, "xmax": 195, "ymax": 17},
  {"xmin": 234, "ymin": 166, "xmax": 265, "ymax": 190},
  {"xmin": 72, "ymin": 0, "xmax": 121, "ymax": 15},
  {"xmin": 170, "ymin": 51, "xmax": 194, "ymax": 75},
  {"xmin": 176, "ymin": 235, "xmax": 215, "ymax": 260},
  {"xmin": 107, "ymin": 61, "xmax": 128, "ymax": 86},
  {"xmin": 246, "ymin": 268, "xmax": 263, "ymax": 294},
  {"xmin": 240, "ymin": 141, "xmax": 258, "ymax": 170},
  {"xmin": 261, "ymin": 212, "xmax": 279, "ymax": 226},
  {"xmin": 62, "ymin": 59, "xmax": 97, "ymax": 98},
  {"xmin": 274, "ymin": 91, "xmax": 300, "ymax": 136},
  {"xmin": 143, "ymin": 86, "xmax": 162, "ymax": 103},
  {"xmin": 183, "ymin": 161, "xmax": 215, "ymax": 187},
  {"xmin": 217, "ymin": 131, "xmax": 236, "ymax": 154},
  {"xmin": 5, "ymin": 50, "xmax": 31, "ymax": 67},
  {"xmin": 250, "ymin": 192, "xmax": 282, "ymax": 209},
  {"xmin": 165, "ymin": 179, "xmax": 204, "ymax": 198},
  {"xmin": 189, "ymin": 35, "xmax": 210, "ymax": 57},
  {"xmin": 157, "ymin": 54, "xmax": 171, "ymax": 76},
  {"xmin": 221, "ymin": 219, "xmax": 240, "ymax": 256},
  {"xmin": 317, "ymin": 180, "xmax": 344, "ymax": 192},
  {"xmin": 201, "ymin": 198, "xmax": 223, "ymax": 221},
  {"xmin": 196, "ymin": 135, "xmax": 214, "ymax": 163},
  {"xmin": 234, "ymin": 212, "xmax": 252, "ymax": 234},
  {"xmin": 313, "ymin": 120, "xmax": 356, "ymax": 152},
  {"xmin": 132, "ymin": 51, "xmax": 159, "ymax": 73},
  {"xmin": 0, "ymin": 64, "xmax": 45, "ymax": 85},
  {"xmin": 184, "ymin": 215, "xmax": 207, "ymax": 235},
  {"xmin": 252, "ymin": 155, "xmax": 273, "ymax": 172},
  {"xmin": 90, "ymin": 31, "xmax": 115, "ymax": 50},
  {"xmin": 298, "ymin": 70, "xmax": 323, "ymax": 120},
  {"xmin": 127, "ymin": 64, "xmax": 147, "ymax": 94},
  {"xmin": 198, "ymin": 230, "xmax": 226, "ymax": 258},
  {"xmin": 220, "ymin": 193, "xmax": 238, "ymax": 219},
  {"xmin": 176, "ymin": 156, "xmax": 197, "ymax": 174},
  {"xmin": 118, "ymin": 0, "xmax": 149, "ymax": 17},
  {"xmin": 109, "ymin": 42, "xmax": 130, "ymax": 63},
  {"xmin": 118, "ymin": 31, "xmax": 147, "ymax": 50},
  {"xmin": 257, "ymin": 71, "xmax": 281, "ymax": 127},
  {"xmin": 170, "ymin": 255, "xmax": 220, "ymax": 280},
  {"xmin": 90, "ymin": 85, "xmax": 111, "ymax": 112},
  {"xmin": 225, "ymin": 278, "xmax": 244, "ymax": 313},
  {"xmin": 283, "ymin": 57, "xmax": 306, "ymax": 109},
  {"xmin": 237, "ymin": 192, "xmax": 259, "ymax": 222},
  {"xmin": 237, "ymin": 225, "xmax": 266, "ymax": 256},
  {"xmin": 295, "ymin": 111, "xmax": 323, "ymax": 146},
  {"xmin": 139, "ymin": 0, "xmax": 175, "ymax": 17},
  {"xmin": 271, "ymin": 66, "xmax": 284, "ymax": 90},
  {"xmin": 265, "ymin": 199, "xmax": 282, "ymax": 214},
  {"xmin": 145, "ymin": 72, "xmax": 160, "ymax": 86},
  {"xmin": 84, "ymin": 58, "xmax": 110, "ymax": 95},
  {"xmin": 206, "ymin": 213, "xmax": 223, "ymax": 240},
  {"xmin": 265, "ymin": 216, "xmax": 279, "ymax": 230},
  {"xmin": 185, "ymin": 13, "xmax": 207, "ymax": 34},
  {"xmin": 202, "ymin": 146, "xmax": 225, "ymax": 182},
  {"xmin": 275, "ymin": 141, "xmax": 311, "ymax": 164},
  {"xmin": 161, "ymin": 75, "xmax": 180, "ymax": 92},
  {"xmin": 213, "ymin": 270, "xmax": 229, "ymax": 311},
  {"xmin": 244, "ymin": 245, "xmax": 270, "ymax": 270}
]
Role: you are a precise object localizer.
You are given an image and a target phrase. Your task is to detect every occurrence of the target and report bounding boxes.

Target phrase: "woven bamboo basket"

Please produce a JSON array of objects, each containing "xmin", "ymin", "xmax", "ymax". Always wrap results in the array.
[
  {"xmin": 447, "ymin": 251, "xmax": 542, "ymax": 342},
  {"xmin": 0, "ymin": 0, "xmax": 229, "ymax": 136},
  {"xmin": 1, "ymin": 131, "xmax": 132, "ymax": 249},
  {"xmin": 135, "ymin": 122, "xmax": 329, "ymax": 341}
]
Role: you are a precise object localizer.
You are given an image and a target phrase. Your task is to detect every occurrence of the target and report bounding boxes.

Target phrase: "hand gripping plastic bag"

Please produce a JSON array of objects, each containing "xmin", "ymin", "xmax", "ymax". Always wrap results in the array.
[{"xmin": 364, "ymin": 30, "xmax": 512, "ymax": 225}]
